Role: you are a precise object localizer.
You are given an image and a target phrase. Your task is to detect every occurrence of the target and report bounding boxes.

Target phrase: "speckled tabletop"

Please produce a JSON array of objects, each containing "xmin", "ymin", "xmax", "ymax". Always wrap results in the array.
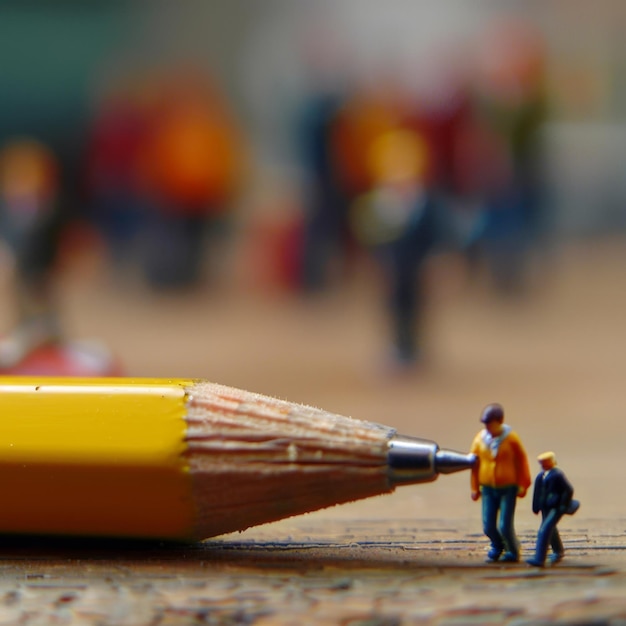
[{"xmin": 0, "ymin": 516, "xmax": 624, "ymax": 625}]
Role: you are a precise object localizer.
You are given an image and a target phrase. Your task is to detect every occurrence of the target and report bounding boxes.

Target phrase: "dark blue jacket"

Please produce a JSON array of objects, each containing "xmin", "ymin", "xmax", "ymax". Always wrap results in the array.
[{"xmin": 532, "ymin": 467, "xmax": 574, "ymax": 515}]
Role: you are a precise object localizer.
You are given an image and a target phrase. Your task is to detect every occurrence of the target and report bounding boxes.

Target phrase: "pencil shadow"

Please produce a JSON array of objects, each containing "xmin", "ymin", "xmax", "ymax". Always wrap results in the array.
[
  {"xmin": 0, "ymin": 535, "xmax": 602, "ymax": 573},
  {"xmin": 0, "ymin": 534, "xmax": 179, "ymax": 557}
]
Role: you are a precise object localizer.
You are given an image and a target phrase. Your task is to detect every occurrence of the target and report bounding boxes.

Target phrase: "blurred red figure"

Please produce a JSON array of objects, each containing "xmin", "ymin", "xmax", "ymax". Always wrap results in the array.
[
  {"xmin": 136, "ymin": 71, "xmax": 243, "ymax": 288},
  {"xmin": 0, "ymin": 139, "xmax": 120, "ymax": 376}
]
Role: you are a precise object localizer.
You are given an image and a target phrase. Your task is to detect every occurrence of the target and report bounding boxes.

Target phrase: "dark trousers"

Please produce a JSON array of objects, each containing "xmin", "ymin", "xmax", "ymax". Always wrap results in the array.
[
  {"xmin": 533, "ymin": 508, "xmax": 564, "ymax": 564},
  {"xmin": 481, "ymin": 485, "xmax": 519, "ymax": 556}
]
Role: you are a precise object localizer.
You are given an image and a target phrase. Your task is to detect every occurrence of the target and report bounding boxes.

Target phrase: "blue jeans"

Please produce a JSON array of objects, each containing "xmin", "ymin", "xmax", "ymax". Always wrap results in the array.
[
  {"xmin": 533, "ymin": 508, "xmax": 564, "ymax": 564},
  {"xmin": 481, "ymin": 485, "xmax": 519, "ymax": 556}
]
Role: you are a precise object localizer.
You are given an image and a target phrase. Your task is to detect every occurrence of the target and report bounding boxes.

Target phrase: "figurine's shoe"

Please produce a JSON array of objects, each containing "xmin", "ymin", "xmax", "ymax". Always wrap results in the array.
[
  {"xmin": 526, "ymin": 558, "xmax": 545, "ymax": 567},
  {"xmin": 485, "ymin": 548, "xmax": 502, "ymax": 563},
  {"xmin": 549, "ymin": 553, "xmax": 564, "ymax": 565},
  {"xmin": 501, "ymin": 552, "xmax": 519, "ymax": 563}
]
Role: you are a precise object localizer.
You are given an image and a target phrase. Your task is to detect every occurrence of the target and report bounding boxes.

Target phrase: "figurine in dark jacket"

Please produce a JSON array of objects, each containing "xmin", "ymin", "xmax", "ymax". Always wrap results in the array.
[{"xmin": 527, "ymin": 451, "xmax": 579, "ymax": 567}]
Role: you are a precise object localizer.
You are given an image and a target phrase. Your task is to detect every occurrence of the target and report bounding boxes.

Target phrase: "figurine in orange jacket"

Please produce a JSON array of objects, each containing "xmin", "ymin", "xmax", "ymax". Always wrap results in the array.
[{"xmin": 470, "ymin": 403, "xmax": 531, "ymax": 562}]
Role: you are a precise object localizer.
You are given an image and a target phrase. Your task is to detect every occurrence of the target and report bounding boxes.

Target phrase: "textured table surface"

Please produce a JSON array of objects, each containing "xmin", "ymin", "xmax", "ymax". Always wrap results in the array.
[{"xmin": 0, "ymin": 516, "xmax": 624, "ymax": 625}]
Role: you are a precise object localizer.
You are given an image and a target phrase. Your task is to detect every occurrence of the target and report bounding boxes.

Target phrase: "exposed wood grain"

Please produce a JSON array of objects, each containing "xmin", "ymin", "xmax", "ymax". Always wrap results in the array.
[{"xmin": 186, "ymin": 382, "xmax": 393, "ymax": 538}]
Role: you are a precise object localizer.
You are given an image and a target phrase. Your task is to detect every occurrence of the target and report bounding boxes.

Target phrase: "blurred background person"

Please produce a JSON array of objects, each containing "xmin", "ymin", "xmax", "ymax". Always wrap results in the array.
[
  {"xmin": 0, "ymin": 138, "xmax": 119, "ymax": 375},
  {"xmin": 327, "ymin": 79, "xmax": 407, "ymax": 289},
  {"xmin": 132, "ymin": 69, "xmax": 244, "ymax": 289},
  {"xmin": 0, "ymin": 139, "xmax": 63, "ymax": 366},
  {"xmin": 350, "ymin": 128, "xmax": 439, "ymax": 368},
  {"xmin": 294, "ymin": 63, "xmax": 348, "ymax": 292}
]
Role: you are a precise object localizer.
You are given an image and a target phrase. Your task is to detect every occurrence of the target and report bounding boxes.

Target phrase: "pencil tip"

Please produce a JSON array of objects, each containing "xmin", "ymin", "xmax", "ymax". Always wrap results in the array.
[
  {"xmin": 387, "ymin": 436, "xmax": 476, "ymax": 486},
  {"xmin": 435, "ymin": 450, "xmax": 477, "ymax": 474}
]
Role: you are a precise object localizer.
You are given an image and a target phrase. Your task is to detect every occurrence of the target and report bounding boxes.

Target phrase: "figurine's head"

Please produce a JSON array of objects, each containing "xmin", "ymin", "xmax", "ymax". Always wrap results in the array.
[
  {"xmin": 480, "ymin": 403, "xmax": 505, "ymax": 435},
  {"xmin": 537, "ymin": 451, "xmax": 556, "ymax": 471}
]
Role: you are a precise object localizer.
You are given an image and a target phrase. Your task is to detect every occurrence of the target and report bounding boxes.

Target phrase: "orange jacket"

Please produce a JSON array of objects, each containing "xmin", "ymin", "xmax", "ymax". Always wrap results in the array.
[{"xmin": 470, "ymin": 428, "xmax": 531, "ymax": 495}]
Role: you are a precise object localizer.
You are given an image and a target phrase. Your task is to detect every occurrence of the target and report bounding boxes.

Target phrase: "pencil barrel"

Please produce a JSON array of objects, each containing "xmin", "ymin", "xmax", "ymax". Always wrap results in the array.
[
  {"xmin": 0, "ymin": 378, "xmax": 196, "ymax": 539},
  {"xmin": 0, "ymin": 377, "xmax": 397, "ymax": 540}
]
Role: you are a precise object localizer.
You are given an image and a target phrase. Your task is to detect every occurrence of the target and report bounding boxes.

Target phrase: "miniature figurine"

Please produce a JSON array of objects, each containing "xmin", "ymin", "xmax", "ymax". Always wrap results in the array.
[
  {"xmin": 526, "ymin": 451, "xmax": 579, "ymax": 567},
  {"xmin": 470, "ymin": 403, "xmax": 531, "ymax": 562}
]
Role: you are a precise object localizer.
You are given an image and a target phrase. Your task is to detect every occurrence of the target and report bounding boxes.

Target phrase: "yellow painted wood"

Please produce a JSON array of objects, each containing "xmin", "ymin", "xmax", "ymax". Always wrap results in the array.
[{"xmin": 0, "ymin": 377, "xmax": 196, "ymax": 539}]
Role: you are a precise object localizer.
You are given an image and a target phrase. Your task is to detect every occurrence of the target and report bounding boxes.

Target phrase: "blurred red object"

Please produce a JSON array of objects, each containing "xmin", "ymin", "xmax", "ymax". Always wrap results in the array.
[
  {"xmin": 136, "ymin": 74, "xmax": 243, "ymax": 214},
  {"xmin": 0, "ymin": 341, "xmax": 123, "ymax": 377}
]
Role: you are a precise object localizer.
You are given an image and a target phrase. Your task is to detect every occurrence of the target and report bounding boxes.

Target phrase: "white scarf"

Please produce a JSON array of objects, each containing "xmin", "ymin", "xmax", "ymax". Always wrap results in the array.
[{"xmin": 482, "ymin": 424, "xmax": 512, "ymax": 457}]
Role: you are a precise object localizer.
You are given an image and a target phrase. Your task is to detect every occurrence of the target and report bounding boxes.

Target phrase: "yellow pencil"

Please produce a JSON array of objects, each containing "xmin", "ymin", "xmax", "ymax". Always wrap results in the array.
[{"xmin": 0, "ymin": 377, "xmax": 475, "ymax": 541}]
